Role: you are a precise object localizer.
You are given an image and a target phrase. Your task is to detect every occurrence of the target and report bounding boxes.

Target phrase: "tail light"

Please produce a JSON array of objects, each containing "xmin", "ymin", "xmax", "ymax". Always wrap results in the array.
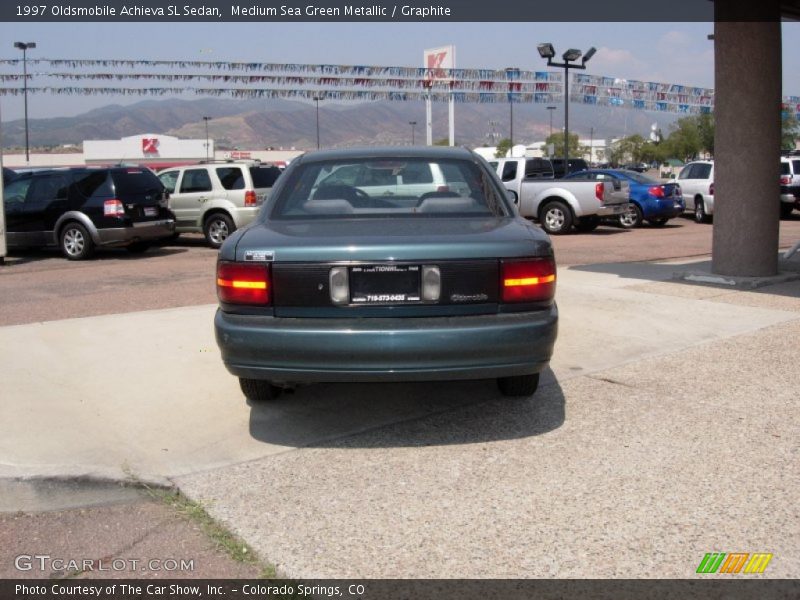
[
  {"xmin": 709, "ymin": 183, "xmax": 714, "ymax": 196},
  {"xmin": 781, "ymin": 175, "xmax": 791, "ymax": 185},
  {"xmin": 103, "ymin": 199, "xmax": 125, "ymax": 217},
  {"xmin": 217, "ymin": 262, "xmax": 270, "ymax": 305},
  {"xmin": 595, "ymin": 182, "xmax": 604, "ymax": 202},
  {"xmin": 436, "ymin": 185, "xmax": 450, "ymax": 193},
  {"xmin": 244, "ymin": 190, "xmax": 258, "ymax": 207},
  {"xmin": 649, "ymin": 185, "xmax": 665, "ymax": 198},
  {"xmin": 501, "ymin": 258, "xmax": 557, "ymax": 303}
]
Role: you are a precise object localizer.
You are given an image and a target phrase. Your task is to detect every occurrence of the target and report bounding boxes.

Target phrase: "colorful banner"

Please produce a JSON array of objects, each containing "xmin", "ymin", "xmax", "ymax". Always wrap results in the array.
[{"xmin": 1, "ymin": 58, "xmax": 797, "ymax": 114}]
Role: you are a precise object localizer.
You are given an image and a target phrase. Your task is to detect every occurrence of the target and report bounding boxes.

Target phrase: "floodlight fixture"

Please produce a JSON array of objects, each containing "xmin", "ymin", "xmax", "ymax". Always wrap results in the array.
[
  {"xmin": 537, "ymin": 43, "xmax": 555, "ymax": 59},
  {"xmin": 537, "ymin": 43, "xmax": 598, "ymax": 176}
]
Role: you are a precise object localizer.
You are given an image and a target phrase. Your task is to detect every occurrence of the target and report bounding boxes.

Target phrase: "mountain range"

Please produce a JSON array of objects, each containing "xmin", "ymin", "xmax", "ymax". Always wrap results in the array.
[{"xmin": 0, "ymin": 97, "xmax": 679, "ymax": 151}]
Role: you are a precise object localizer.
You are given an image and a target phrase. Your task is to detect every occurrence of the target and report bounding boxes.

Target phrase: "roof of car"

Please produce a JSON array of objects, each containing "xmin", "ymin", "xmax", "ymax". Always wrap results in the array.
[{"xmin": 294, "ymin": 145, "xmax": 476, "ymax": 164}]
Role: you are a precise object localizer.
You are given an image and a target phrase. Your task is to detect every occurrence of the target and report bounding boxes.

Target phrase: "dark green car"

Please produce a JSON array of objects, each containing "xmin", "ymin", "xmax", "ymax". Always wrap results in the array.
[{"xmin": 214, "ymin": 146, "xmax": 558, "ymax": 401}]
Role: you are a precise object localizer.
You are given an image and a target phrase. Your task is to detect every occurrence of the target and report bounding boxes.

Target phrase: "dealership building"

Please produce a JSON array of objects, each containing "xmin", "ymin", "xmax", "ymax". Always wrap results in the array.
[{"xmin": 2, "ymin": 133, "xmax": 302, "ymax": 169}]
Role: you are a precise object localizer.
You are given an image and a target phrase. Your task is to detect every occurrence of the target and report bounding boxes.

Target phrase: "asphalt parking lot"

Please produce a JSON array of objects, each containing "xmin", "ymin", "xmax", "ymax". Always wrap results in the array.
[{"xmin": 2, "ymin": 215, "xmax": 799, "ymax": 580}]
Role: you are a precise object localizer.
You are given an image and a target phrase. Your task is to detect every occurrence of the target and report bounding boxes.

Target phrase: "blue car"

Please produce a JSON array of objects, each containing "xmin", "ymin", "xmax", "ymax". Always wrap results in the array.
[
  {"xmin": 564, "ymin": 169, "xmax": 684, "ymax": 228},
  {"xmin": 214, "ymin": 146, "xmax": 558, "ymax": 401}
]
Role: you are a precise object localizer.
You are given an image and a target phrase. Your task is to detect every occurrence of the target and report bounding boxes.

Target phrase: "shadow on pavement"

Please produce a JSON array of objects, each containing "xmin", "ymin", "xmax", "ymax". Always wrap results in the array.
[
  {"xmin": 247, "ymin": 369, "xmax": 565, "ymax": 449},
  {"xmin": 4, "ymin": 245, "xmax": 188, "ymax": 265}
]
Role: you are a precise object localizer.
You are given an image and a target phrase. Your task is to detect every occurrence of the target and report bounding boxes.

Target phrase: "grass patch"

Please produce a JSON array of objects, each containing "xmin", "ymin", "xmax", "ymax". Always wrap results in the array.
[{"xmin": 125, "ymin": 472, "xmax": 277, "ymax": 579}]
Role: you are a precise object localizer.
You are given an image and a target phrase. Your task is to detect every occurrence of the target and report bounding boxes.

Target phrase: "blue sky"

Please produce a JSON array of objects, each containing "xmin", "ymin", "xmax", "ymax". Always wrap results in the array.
[{"xmin": 1, "ymin": 21, "xmax": 799, "ymax": 121}]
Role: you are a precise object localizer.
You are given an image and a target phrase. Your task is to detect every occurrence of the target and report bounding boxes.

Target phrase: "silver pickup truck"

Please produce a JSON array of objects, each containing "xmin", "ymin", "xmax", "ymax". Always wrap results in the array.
[
  {"xmin": 490, "ymin": 157, "xmax": 629, "ymax": 234},
  {"xmin": 519, "ymin": 177, "xmax": 629, "ymax": 234}
]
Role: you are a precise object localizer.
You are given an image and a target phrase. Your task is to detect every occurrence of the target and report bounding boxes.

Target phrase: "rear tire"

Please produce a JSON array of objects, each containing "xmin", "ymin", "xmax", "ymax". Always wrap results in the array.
[
  {"xmin": 780, "ymin": 203, "xmax": 794, "ymax": 219},
  {"xmin": 540, "ymin": 201, "xmax": 573, "ymax": 235},
  {"xmin": 497, "ymin": 373, "xmax": 540, "ymax": 397},
  {"xmin": 694, "ymin": 198, "xmax": 709, "ymax": 223},
  {"xmin": 60, "ymin": 222, "xmax": 95, "ymax": 261},
  {"xmin": 204, "ymin": 213, "xmax": 235, "ymax": 249},
  {"xmin": 619, "ymin": 203, "xmax": 643, "ymax": 228},
  {"xmin": 239, "ymin": 378, "xmax": 283, "ymax": 402}
]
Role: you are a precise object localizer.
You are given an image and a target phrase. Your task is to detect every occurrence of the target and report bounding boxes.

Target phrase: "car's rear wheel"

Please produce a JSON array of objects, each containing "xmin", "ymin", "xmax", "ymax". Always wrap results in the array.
[
  {"xmin": 780, "ymin": 203, "xmax": 794, "ymax": 219},
  {"xmin": 204, "ymin": 213, "xmax": 235, "ymax": 249},
  {"xmin": 619, "ymin": 203, "xmax": 643, "ymax": 228},
  {"xmin": 239, "ymin": 378, "xmax": 283, "ymax": 402},
  {"xmin": 497, "ymin": 373, "xmax": 540, "ymax": 397},
  {"xmin": 540, "ymin": 201, "xmax": 573, "ymax": 235},
  {"xmin": 60, "ymin": 222, "xmax": 95, "ymax": 261},
  {"xmin": 126, "ymin": 242, "xmax": 150, "ymax": 254},
  {"xmin": 575, "ymin": 216, "xmax": 600, "ymax": 232},
  {"xmin": 647, "ymin": 217, "xmax": 669, "ymax": 227},
  {"xmin": 694, "ymin": 198, "xmax": 709, "ymax": 223}
]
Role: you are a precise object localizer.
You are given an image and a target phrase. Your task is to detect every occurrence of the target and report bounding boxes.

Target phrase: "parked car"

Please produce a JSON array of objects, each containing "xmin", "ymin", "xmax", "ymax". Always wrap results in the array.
[
  {"xmin": 157, "ymin": 161, "xmax": 281, "ymax": 248},
  {"xmin": 214, "ymin": 146, "xmax": 558, "ymax": 401},
  {"xmin": 780, "ymin": 155, "xmax": 800, "ymax": 218},
  {"xmin": 623, "ymin": 162, "xmax": 649, "ymax": 173},
  {"xmin": 2, "ymin": 167, "xmax": 173, "ymax": 260},
  {"xmin": 675, "ymin": 160, "xmax": 714, "ymax": 223},
  {"xmin": 564, "ymin": 169, "xmax": 684, "ymax": 228}
]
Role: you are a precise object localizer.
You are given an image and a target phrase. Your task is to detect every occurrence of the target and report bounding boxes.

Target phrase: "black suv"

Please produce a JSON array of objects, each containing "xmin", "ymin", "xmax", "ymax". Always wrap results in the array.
[{"xmin": 3, "ymin": 166, "xmax": 174, "ymax": 260}]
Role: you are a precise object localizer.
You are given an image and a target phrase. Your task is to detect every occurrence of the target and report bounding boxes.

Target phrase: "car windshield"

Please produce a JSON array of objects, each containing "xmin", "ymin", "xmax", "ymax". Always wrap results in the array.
[{"xmin": 270, "ymin": 157, "xmax": 508, "ymax": 219}]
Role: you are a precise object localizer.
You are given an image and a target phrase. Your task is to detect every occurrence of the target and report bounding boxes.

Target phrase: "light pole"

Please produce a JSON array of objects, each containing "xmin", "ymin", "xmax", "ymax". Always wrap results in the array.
[
  {"xmin": 202, "ymin": 116, "xmax": 211, "ymax": 162},
  {"xmin": 409, "ymin": 121, "xmax": 417, "ymax": 145},
  {"xmin": 589, "ymin": 126, "xmax": 594, "ymax": 166},
  {"xmin": 14, "ymin": 41, "xmax": 36, "ymax": 164},
  {"xmin": 547, "ymin": 105, "xmax": 556, "ymax": 138},
  {"xmin": 505, "ymin": 67, "xmax": 520, "ymax": 147},
  {"xmin": 313, "ymin": 96, "xmax": 322, "ymax": 150},
  {"xmin": 537, "ymin": 44, "xmax": 596, "ymax": 175}
]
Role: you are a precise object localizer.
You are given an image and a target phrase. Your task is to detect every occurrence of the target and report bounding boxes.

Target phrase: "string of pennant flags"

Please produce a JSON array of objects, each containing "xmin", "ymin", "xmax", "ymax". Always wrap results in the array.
[
  {"xmin": 0, "ymin": 86, "xmax": 550, "ymax": 104},
  {"xmin": 0, "ymin": 72, "xmax": 561, "ymax": 94},
  {"xmin": 0, "ymin": 57, "xmax": 798, "ymax": 117}
]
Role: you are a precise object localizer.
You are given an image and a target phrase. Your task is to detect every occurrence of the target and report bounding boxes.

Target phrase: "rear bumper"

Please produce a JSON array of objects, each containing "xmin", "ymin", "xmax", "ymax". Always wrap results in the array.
[
  {"xmin": 780, "ymin": 185, "xmax": 800, "ymax": 205},
  {"xmin": 96, "ymin": 219, "xmax": 175, "ymax": 246},
  {"xmin": 645, "ymin": 198, "xmax": 685, "ymax": 219},
  {"xmin": 231, "ymin": 206, "xmax": 260, "ymax": 229},
  {"xmin": 215, "ymin": 305, "xmax": 558, "ymax": 383},
  {"xmin": 596, "ymin": 203, "xmax": 629, "ymax": 217}
]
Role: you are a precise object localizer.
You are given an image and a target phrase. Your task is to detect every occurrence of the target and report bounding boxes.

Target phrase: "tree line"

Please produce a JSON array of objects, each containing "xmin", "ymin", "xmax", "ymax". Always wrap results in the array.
[{"xmin": 495, "ymin": 110, "xmax": 800, "ymax": 164}]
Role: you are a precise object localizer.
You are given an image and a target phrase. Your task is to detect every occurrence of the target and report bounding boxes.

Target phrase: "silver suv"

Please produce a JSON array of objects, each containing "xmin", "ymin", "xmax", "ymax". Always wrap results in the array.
[{"xmin": 157, "ymin": 161, "xmax": 281, "ymax": 248}]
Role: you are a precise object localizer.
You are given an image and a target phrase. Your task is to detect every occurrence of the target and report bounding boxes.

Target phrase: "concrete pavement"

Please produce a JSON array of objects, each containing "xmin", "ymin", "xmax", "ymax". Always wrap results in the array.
[{"xmin": 1, "ymin": 255, "xmax": 799, "ymax": 578}]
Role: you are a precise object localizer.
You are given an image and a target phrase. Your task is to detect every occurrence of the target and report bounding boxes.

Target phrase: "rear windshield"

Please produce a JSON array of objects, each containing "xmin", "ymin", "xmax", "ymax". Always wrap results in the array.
[
  {"xmin": 111, "ymin": 169, "xmax": 164, "ymax": 195},
  {"xmin": 250, "ymin": 166, "xmax": 281, "ymax": 188},
  {"xmin": 621, "ymin": 170, "xmax": 659, "ymax": 184},
  {"xmin": 781, "ymin": 161, "xmax": 800, "ymax": 175},
  {"xmin": 271, "ymin": 158, "xmax": 508, "ymax": 219}
]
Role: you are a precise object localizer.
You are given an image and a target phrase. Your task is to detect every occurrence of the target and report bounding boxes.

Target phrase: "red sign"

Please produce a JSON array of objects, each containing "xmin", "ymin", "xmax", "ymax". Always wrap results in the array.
[{"xmin": 141, "ymin": 138, "xmax": 159, "ymax": 154}]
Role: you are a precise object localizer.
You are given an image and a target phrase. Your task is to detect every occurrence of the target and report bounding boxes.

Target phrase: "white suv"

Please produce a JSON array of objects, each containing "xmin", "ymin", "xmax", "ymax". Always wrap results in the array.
[
  {"xmin": 157, "ymin": 161, "xmax": 281, "ymax": 248},
  {"xmin": 780, "ymin": 155, "xmax": 800, "ymax": 218},
  {"xmin": 677, "ymin": 160, "xmax": 714, "ymax": 223}
]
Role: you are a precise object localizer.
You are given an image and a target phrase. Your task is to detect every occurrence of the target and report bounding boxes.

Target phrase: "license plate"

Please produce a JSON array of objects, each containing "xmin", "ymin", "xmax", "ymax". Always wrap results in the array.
[
  {"xmin": 350, "ymin": 264, "xmax": 421, "ymax": 304},
  {"xmin": 143, "ymin": 207, "xmax": 158, "ymax": 217}
]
